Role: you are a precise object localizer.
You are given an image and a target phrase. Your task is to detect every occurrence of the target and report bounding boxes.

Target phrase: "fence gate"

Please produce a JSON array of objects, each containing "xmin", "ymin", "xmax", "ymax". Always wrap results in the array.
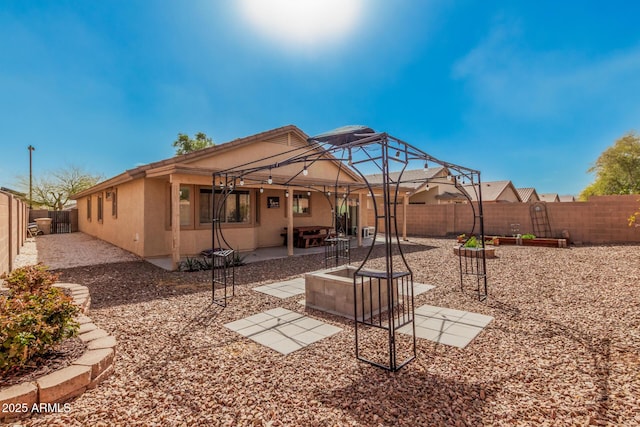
[{"xmin": 48, "ymin": 211, "xmax": 72, "ymax": 233}]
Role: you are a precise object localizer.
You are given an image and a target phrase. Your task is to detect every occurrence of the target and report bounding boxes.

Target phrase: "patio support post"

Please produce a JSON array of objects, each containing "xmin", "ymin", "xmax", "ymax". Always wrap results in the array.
[
  {"xmin": 402, "ymin": 194, "xmax": 408, "ymax": 241},
  {"xmin": 170, "ymin": 175, "xmax": 181, "ymax": 271},
  {"xmin": 287, "ymin": 187, "xmax": 294, "ymax": 256},
  {"xmin": 357, "ymin": 192, "xmax": 365, "ymax": 247}
]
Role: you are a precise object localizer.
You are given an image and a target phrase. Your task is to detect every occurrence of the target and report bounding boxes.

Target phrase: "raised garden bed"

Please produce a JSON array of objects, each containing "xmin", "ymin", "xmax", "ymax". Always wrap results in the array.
[
  {"xmin": 493, "ymin": 237, "xmax": 567, "ymax": 248},
  {"xmin": 453, "ymin": 246, "xmax": 497, "ymax": 259}
]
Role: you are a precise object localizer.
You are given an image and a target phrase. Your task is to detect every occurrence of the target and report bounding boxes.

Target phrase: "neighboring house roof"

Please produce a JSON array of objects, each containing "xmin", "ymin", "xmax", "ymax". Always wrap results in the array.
[
  {"xmin": 516, "ymin": 187, "xmax": 540, "ymax": 202},
  {"xmin": 539, "ymin": 193, "xmax": 560, "ymax": 202},
  {"xmin": 72, "ymin": 125, "xmax": 361, "ymax": 199},
  {"xmin": 463, "ymin": 180, "xmax": 522, "ymax": 202},
  {"xmin": 558, "ymin": 195, "xmax": 576, "ymax": 202},
  {"xmin": 364, "ymin": 167, "xmax": 449, "ymax": 191}
]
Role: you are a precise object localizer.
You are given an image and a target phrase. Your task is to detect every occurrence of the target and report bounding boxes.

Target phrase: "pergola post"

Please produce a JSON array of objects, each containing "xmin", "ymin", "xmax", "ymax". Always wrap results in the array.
[
  {"xmin": 287, "ymin": 188, "xmax": 294, "ymax": 256},
  {"xmin": 402, "ymin": 194, "xmax": 408, "ymax": 241},
  {"xmin": 170, "ymin": 175, "xmax": 181, "ymax": 271},
  {"xmin": 357, "ymin": 192, "xmax": 365, "ymax": 247}
]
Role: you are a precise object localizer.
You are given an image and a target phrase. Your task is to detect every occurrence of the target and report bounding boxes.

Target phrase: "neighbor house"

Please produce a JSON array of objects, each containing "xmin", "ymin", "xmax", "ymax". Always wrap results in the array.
[
  {"xmin": 71, "ymin": 125, "xmax": 364, "ymax": 269},
  {"xmin": 539, "ymin": 193, "xmax": 560, "ymax": 202},
  {"xmin": 365, "ymin": 168, "xmax": 464, "ymax": 204},
  {"xmin": 516, "ymin": 187, "xmax": 540, "ymax": 203},
  {"xmin": 462, "ymin": 180, "xmax": 522, "ymax": 203}
]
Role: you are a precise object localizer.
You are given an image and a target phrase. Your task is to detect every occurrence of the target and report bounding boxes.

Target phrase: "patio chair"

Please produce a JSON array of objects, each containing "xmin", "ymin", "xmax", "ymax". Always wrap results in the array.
[{"xmin": 27, "ymin": 222, "xmax": 42, "ymax": 237}]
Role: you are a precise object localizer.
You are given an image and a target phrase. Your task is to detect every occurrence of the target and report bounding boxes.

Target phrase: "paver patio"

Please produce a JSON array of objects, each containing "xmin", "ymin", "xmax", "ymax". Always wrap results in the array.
[
  {"xmin": 398, "ymin": 304, "xmax": 494, "ymax": 348},
  {"xmin": 223, "ymin": 307, "xmax": 342, "ymax": 355}
]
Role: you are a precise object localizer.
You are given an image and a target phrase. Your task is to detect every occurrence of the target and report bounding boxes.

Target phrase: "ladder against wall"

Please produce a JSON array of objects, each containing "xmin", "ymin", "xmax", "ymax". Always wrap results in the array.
[{"xmin": 530, "ymin": 202, "xmax": 552, "ymax": 238}]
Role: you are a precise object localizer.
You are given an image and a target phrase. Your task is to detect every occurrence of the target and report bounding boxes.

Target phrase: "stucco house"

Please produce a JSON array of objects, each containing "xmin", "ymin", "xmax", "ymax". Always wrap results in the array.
[
  {"xmin": 462, "ymin": 180, "xmax": 522, "ymax": 203},
  {"xmin": 365, "ymin": 168, "xmax": 473, "ymax": 204},
  {"xmin": 72, "ymin": 125, "xmax": 364, "ymax": 268},
  {"xmin": 539, "ymin": 193, "xmax": 560, "ymax": 202},
  {"xmin": 516, "ymin": 187, "xmax": 540, "ymax": 203}
]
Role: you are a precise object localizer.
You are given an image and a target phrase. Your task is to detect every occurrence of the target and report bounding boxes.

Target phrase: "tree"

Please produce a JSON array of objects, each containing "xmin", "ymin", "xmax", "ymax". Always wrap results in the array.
[
  {"xmin": 580, "ymin": 131, "xmax": 640, "ymax": 200},
  {"xmin": 172, "ymin": 132, "xmax": 214, "ymax": 155},
  {"xmin": 16, "ymin": 165, "xmax": 103, "ymax": 210}
]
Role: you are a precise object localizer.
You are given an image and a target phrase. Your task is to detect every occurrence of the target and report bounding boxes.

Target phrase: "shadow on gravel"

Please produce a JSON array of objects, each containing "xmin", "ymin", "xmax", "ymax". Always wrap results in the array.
[{"xmin": 312, "ymin": 366, "xmax": 486, "ymax": 426}]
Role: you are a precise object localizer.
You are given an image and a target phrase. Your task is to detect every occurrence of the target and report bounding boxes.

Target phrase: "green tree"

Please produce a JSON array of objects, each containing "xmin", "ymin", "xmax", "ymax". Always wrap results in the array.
[
  {"xmin": 580, "ymin": 131, "xmax": 640, "ymax": 200},
  {"xmin": 172, "ymin": 132, "xmax": 214, "ymax": 155},
  {"xmin": 16, "ymin": 165, "xmax": 103, "ymax": 210}
]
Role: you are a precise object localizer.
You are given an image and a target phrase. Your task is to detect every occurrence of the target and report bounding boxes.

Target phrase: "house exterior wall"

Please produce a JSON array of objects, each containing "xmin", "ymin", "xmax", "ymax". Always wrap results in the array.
[
  {"xmin": 77, "ymin": 179, "xmax": 146, "ymax": 257},
  {"xmin": 368, "ymin": 195, "xmax": 640, "ymax": 243},
  {"xmin": 256, "ymin": 189, "xmax": 334, "ymax": 248}
]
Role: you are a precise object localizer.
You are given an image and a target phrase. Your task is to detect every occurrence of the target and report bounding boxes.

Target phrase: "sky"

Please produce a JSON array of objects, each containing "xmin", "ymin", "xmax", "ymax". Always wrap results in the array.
[{"xmin": 1, "ymin": 0, "xmax": 639, "ymax": 196}]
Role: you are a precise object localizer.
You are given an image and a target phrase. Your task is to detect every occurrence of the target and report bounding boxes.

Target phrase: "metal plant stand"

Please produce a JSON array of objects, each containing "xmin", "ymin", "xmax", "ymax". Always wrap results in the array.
[
  {"xmin": 211, "ymin": 173, "xmax": 236, "ymax": 307},
  {"xmin": 324, "ymin": 236, "xmax": 350, "ymax": 268},
  {"xmin": 455, "ymin": 174, "xmax": 488, "ymax": 302}
]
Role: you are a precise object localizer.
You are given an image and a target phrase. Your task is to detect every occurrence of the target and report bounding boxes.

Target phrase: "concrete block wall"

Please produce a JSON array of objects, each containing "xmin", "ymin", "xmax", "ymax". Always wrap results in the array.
[
  {"xmin": 0, "ymin": 191, "xmax": 29, "ymax": 275},
  {"xmin": 368, "ymin": 195, "xmax": 640, "ymax": 244}
]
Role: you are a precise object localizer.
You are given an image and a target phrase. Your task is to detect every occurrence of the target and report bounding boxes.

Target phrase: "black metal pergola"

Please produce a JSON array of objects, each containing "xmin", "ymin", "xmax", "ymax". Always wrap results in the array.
[{"xmin": 211, "ymin": 125, "xmax": 488, "ymax": 371}]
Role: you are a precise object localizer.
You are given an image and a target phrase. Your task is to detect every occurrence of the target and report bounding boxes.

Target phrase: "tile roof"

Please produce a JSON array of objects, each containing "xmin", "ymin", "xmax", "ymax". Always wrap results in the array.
[
  {"xmin": 516, "ymin": 187, "xmax": 539, "ymax": 202},
  {"xmin": 463, "ymin": 180, "xmax": 521, "ymax": 202}
]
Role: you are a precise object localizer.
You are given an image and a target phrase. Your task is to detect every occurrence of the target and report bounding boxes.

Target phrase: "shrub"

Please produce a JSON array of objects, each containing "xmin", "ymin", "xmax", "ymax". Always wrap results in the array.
[
  {"xmin": 0, "ymin": 265, "xmax": 79, "ymax": 372},
  {"xmin": 521, "ymin": 233, "xmax": 536, "ymax": 239},
  {"xmin": 463, "ymin": 236, "xmax": 482, "ymax": 248},
  {"xmin": 1, "ymin": 263, "xmax": 58, "ymax": 295}
]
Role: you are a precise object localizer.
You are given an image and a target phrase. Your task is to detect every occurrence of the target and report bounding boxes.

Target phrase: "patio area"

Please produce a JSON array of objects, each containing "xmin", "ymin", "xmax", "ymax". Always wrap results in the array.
[{"xmin": 10, "ymin": 234, "xmax": 640, "ymax": 426}]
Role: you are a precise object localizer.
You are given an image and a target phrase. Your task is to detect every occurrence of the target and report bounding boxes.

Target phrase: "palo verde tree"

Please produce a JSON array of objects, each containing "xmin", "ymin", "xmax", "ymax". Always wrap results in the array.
[
  {"xmin": 16, "ymin": 165, "xmax": 103, "ymax": 210},
  {"xmin": 580, "ymin": 131, "xmax": 640, "ymax": 200},
  {"xmin": 172, "ymin": 132, "xmax": 214, "ymax": 155}
]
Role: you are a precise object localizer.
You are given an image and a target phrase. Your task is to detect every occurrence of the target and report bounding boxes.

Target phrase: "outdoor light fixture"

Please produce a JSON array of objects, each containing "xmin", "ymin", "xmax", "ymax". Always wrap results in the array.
[
  {"xmin": 285, "ymin": 189, "xmax": 289, "ymax": 198},
  {"xmin": 423, "ymin": 161, "xmax": 428, "ymax": 171},
  {"xmin": 307, "ymin": 191, "xmax": 311, "ymax": 196},
  {"xmin": 260, "ymin": 184, "xmax": 264, "ymax": 193},
  {"xmin": 302, "ymin": 164, "xmax": 308, "ymax": 176},
  {"xmin": 327, "ymin": 191, "xmax": 331, "ymax": 196},
  {"xmin": 219, "ymin": 181, "xmax": 224, "ymax": 188},
  {"xmin": 240, "ymin": 177, "xmax": 244, "ymax": 186},
  {"xmin": 447, "ymin": 175, "xmax": 452, "ymax": 181},
  {"xmin": 395, "ymin": 150, "xmax": 401, "ymax": 158},
  {"xmin": 267, "ymin": 175, "xmax": 273, "ymax": 185},
  {"xmin": 343, "ymin": 193, "xmax": 347, "ymax": 198}
]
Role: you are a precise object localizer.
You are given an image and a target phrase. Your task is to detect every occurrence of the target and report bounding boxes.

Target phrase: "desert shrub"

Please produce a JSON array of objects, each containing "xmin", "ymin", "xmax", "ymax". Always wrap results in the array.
[
  {"xmin": 521, "ymin": 233, "xmax": 536, "ymax": 239},
  {"xmin": 0, "ymin": 265, "xmax": 79, "ymax": 372}
]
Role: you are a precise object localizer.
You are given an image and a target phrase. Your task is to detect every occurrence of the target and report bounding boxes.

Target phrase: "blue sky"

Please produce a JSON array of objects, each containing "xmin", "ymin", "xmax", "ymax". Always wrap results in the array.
[{"xmin": 1, "ymin": 1, "xmax": 639, "ymax": 196}]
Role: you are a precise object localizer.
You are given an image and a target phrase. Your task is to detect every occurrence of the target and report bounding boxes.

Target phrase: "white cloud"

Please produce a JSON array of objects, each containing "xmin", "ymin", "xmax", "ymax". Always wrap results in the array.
[{"xmin": 452, "ymin": 22, "xmax": 640, "ymax": 121}]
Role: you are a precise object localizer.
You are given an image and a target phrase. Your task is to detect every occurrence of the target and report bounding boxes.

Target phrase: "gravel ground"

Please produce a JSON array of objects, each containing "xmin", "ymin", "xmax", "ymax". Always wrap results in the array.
[{"xmin": 14, "ymin": 238, "xmax": 640, "ymax": 426}]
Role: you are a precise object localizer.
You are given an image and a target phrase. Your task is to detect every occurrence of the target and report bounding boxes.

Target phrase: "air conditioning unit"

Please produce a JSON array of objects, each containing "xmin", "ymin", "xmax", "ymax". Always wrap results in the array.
[{"xmin": 362, "ymin": 227, "xmax": 370, "ymax": 238}]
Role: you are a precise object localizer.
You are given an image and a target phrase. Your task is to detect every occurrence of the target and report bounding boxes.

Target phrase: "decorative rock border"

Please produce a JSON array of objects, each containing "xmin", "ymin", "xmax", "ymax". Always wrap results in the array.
[{"xmin": 0, "ymin": 283, "xmax": 116, "ymax": 421}]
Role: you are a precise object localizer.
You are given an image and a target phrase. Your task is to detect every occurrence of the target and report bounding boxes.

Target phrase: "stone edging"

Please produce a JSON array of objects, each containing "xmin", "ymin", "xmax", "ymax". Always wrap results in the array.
[{"xmin": 0, "ymin": 283, "xmax": 116, "ymax": 421}]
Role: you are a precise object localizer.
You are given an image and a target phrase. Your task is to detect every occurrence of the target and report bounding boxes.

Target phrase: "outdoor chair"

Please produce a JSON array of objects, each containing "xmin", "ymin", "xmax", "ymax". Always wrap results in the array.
[{"xmin": 27, "ymin": 222, "xmax": 42, "ymax": 237}]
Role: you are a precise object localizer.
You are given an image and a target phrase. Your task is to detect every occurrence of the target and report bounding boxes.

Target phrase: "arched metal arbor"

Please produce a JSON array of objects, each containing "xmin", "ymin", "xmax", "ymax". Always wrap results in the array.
[{"xmin": 211, "ymin": 126, "xmax": 488, "ymax": 371}]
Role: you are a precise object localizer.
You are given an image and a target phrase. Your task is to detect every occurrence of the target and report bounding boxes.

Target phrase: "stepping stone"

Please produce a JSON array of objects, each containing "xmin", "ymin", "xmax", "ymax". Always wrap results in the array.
[
  {"xmin": 253, "ymin": 278, "xmax": 305, "ymax": 299},
  {"xmin": 224, "ymin": 308, "xmax": 341, "ymax": 355},
  {"xmin": 398, "ymin": 304, "xmax": 493, "ymax": 349}
]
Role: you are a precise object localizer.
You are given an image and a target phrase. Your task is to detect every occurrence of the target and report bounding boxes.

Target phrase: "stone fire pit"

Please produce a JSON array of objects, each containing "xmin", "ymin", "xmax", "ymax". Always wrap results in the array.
[{"xmin": 304, "ymin": 265, "xmax": 398, "ymax": 319}]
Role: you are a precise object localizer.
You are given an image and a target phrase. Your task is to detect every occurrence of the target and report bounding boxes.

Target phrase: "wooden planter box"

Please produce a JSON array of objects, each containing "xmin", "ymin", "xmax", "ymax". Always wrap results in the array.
[
  {"xmin": 453, "ymin": 246, "xmax": 497, "ymax": 259},
  {"xmin": 493, "ymin": 237, "xmax": 567, "ymax": 248}
]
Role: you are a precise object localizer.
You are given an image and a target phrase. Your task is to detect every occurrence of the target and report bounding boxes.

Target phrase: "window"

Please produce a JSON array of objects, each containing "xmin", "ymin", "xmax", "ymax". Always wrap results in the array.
[
  {"xmin": 111, "ymin": 188, "xmax": 118, "ymax": 218},
  {"xmin": 87, "ymin": 196, "xmax": 92, "ymax": 221},
  {"xmin": 180, "ymin": 186, "xmax": 191, "ymax": 226},
  {"xmin": 199, "ymin": 187, "xmax": 250, "ymax": 224},
  {"xmin": 97, "ymin": 193, "xmax": 103, "ymax": 222},
  {"xmin": 293, "ymin": 192, "xmax": 310, "ymax": 215}
]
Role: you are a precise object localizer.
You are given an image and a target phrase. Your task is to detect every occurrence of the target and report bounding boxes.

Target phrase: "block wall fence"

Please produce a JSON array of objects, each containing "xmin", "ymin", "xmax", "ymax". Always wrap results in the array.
[
  {"xmin": 0, "ymin": 191, "xmax": 29, "ymax": 276},
  {"xmin": 368, "ymin": 194, "xmax": 640, "ymax": 244}
]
